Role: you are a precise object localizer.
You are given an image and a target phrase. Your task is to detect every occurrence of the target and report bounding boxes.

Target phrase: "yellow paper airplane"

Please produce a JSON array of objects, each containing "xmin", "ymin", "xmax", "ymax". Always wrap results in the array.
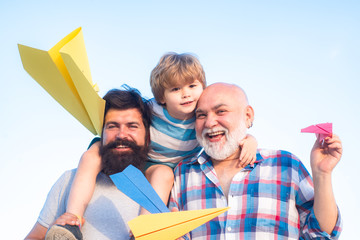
[
  {"xmin": 128, "ymin": 207, "xmax": 229, "ymax": 240},
  {"xmin": 18, "ymin": 27, "xmax": 105, "ymax": 135}
]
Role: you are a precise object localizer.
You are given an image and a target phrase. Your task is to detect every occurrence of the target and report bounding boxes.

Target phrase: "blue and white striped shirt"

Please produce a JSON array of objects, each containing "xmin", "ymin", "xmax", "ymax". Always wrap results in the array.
[{"xmin": 148, "ymin": 99, "xmax": 202, "ymax": 168}]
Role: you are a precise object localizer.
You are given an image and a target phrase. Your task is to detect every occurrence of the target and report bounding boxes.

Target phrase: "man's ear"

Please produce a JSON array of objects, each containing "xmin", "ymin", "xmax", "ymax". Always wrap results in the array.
[{"xmin": 245, "ymin": 105, "xmax": 255, "ymax": 128}]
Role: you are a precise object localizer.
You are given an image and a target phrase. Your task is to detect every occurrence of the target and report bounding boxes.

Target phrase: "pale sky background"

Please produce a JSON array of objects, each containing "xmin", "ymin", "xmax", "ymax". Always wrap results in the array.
[{"xmin": 1, "ymin": 1, "xmax": 359, "ymax": 239}]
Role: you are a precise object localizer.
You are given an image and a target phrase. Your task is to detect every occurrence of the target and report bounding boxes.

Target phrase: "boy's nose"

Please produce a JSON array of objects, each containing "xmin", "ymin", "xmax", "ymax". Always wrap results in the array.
[{"xmin": 182, "ymin": 89, "xmax": 190, "ymax": 98}]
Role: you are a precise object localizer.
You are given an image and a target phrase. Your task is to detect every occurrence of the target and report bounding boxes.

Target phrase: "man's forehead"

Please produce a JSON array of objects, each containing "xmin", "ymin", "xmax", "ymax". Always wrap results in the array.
[
  {"xmin": 197, "ymin": 90, "xmax": 233, "ymax": 110},
  {"xmin": 104, "ymin": 108, "xmax": 142, "ymax": 122},
  {"xmin": 197, "ymin": 85, "xmax": 246, "ymax": 110},
  {"xmin": 196, "ymin": 102, "xmax": 229, "ymax": 113}
]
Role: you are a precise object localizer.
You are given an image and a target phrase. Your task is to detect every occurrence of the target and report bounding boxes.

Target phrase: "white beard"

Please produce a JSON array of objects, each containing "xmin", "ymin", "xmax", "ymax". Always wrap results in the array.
[{"xmin": 196, "ymin": 121, "xmax": 247, "ymax": 160}]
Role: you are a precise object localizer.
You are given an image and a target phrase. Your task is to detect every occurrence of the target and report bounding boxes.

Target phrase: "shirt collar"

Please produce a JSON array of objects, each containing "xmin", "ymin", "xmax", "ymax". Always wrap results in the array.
[{"xmin": 187, "ymin": 149, "xmax": 265, "ymax": 169}]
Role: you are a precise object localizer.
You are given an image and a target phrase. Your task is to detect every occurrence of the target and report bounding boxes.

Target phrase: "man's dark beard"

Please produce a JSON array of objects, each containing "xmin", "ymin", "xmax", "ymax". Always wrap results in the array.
[{"xmin": 99, "ymin": 138, "xmax": 147, "ymax": 175}]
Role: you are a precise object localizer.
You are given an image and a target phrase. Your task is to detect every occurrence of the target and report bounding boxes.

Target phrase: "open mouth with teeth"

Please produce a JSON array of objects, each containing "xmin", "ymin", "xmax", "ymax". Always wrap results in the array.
[
  {"xmin": 114, "ymin": 144, "xmax": 132, "ymax": 151},
  {"xmin": 116, "ymin": 145, "xmax": 130, "ymax": 149},
  {"xmin": 108, "ymin": 139, "xmax": 138, "ymax": 152},
  {"xmin": 207, "ymin": 131, "xmax": 225, "ymax": 141},
  {"xmin": 116, "ymin": 145, "xmax": 129, "ymax": 148}
]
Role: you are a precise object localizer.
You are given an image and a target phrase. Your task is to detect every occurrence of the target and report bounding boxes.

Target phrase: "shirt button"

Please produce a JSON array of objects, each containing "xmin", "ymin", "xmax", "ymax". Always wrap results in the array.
[{"xmin": 227, "ymin": 227, "xmax": 232, "ymax": 232}]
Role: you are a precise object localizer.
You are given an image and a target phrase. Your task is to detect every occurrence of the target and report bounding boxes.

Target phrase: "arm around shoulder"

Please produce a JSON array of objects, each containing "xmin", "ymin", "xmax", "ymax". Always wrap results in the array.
[{"xmin": 238, "ymin": 134, "xmax": 258, "ymax": 167}]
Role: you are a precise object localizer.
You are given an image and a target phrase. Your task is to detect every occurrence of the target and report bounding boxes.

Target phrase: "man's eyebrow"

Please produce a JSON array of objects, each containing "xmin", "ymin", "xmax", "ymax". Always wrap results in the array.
[
  {"xmin": 196, "ymin": 103, "xmax": 227, "ymax": 113},
  {"xmin": 127, "ymin": 121, "xmax": 141, "ymax": 125},
  {"xmin": 195, "ymin": 108, "xmax": 204, "ymax": 114},
  {"xmin": 104, "ymin": 121, "xmax": 119, "ymax": 126},
  {"xmin": 212, "ymin": 103, "xmax": 227, "ymax": 109},
  {"xmin": 105, "ymin": 121, "xmax": 141, "ymax": 125}
]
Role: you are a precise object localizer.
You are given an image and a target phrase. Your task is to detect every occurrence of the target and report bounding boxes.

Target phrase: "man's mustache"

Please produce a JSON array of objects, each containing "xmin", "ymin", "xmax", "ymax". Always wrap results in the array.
[
  {"xmin": 100, "ymin": 138, "xmax": 146, "ymax": 175},
  {"xmin": 103, "ymin": 138, "xmax": 140, "ymax": 152}
]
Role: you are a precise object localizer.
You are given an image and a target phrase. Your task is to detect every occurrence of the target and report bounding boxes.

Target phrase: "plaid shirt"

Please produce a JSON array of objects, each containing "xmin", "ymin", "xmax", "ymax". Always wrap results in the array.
[{"xmin": 169, "ymin": 149, "xmax": 342, "ymax": 240}]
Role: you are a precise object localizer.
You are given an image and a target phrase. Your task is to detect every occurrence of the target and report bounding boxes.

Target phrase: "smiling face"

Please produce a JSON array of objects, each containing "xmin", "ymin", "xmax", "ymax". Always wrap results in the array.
[
  {"xmin": 102, "ymin": 108, "xmax": 146, "ymax": 152},
  {"xmin": 161, "ymin": 79, "xmax": 204, "ymax": 120},
  {"xmin": 100, "ymin": 108, "xmax": 148, "ymax": 174},
  {"xmin": 195, "ymin": 83, "xmax": 254, "ymax": 161}
]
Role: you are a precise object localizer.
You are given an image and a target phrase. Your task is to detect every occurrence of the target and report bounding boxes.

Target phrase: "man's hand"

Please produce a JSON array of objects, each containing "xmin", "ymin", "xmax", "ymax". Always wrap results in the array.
[
  {"xmin": 310, "ymin": 134, "xmax": 342, "ymax": 234},
  {"xmin": 52, "ymin": 212, "xmax": 84, "ymax": 227},
  {"xmin": 311, "ymin": 134, "xmax": 342, "ymax": 176}
]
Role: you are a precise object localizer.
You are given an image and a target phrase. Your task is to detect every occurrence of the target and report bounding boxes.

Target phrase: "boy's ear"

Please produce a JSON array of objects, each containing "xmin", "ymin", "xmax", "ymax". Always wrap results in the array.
[
  {"xmin": 159, "ymin": 98, "xmax": 166, "ymax": 105},
  {"xmin": 245, "ymin": 105, "xmax": 254, "ymax": 128}
]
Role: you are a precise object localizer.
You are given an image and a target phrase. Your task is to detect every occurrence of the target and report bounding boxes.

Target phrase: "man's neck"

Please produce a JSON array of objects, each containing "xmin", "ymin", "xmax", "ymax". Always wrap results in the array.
[
  {"xmin": 211, "ymin": 151, "xmax": 243, "ymax": 198},
  {"xmin": 211, "ymin": 149, "xmax": 242, "ymax": 169}
]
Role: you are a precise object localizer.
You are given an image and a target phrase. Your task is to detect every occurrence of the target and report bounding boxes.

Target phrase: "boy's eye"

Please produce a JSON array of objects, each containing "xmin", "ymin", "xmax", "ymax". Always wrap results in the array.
[
  {"xmin": 129, "ymin": 124, "xmax": 139, "ymax": 129},
  {"xmin": 189, "ymin": 84, "xmax": 197, "ymax": 88},
  {"xmin": 171, "ymin": 87, "xmax": 180, "ymax": 92}
]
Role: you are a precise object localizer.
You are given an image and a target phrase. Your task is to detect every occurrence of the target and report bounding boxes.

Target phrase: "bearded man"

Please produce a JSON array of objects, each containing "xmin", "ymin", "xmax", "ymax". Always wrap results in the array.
[
  {"xmin": 25, "ymin": 88, "xmax": 152, "ymax": 240},
  {"xmin": 169, "ymin": 83, "xmax": 343, "ymax": 239}
]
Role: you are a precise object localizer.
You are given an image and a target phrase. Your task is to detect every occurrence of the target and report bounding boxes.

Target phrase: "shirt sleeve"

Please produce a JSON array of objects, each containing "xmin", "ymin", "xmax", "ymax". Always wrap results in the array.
[
  {"xmin": 302, "ymin": 207, "xmax": 342, "ymax": 239},
  {"xmin": 296, "ymin": 160, "xmax": 343, "ymax": 239},
  {"xmin": 37, "ymin": 170, "xmax": 75, "ymax": 228},
  {"xmin": 87, "ymin": 137, "xmax": 101, "ymax": 149}
]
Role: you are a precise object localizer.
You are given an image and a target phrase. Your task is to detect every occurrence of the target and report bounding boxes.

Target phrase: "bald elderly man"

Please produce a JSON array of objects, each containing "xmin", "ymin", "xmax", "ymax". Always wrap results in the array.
[{"xmin": 169, "ymin": 83, "xmax": 342, "ymax": 239}]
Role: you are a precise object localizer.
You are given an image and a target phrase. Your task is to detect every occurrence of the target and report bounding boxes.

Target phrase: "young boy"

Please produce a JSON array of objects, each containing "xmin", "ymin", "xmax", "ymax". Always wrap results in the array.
[{"xmin": 47, "ymin": 53, "xmax": 257, "ymax": 239}]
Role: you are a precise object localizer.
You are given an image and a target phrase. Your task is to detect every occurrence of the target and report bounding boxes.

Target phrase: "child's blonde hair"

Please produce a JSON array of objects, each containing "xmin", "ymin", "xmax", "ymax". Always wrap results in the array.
[{"xmin": 150, "ymin": 52, "xmax": 206, "ymax": 104}]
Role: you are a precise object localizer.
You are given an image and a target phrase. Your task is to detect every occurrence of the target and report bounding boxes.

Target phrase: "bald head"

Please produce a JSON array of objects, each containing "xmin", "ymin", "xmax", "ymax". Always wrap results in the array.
[
  {"xmin": 195, "ymin": 82, "xmax": 254, "ymax": 161},
  {"xmin": 197, "ymin": 83, "xmax": 249, "ymax": 111}
]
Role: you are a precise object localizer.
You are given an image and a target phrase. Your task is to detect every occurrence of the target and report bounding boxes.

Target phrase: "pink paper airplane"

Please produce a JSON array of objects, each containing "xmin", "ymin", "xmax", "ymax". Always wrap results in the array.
[{"xmin": 301, "ymin": 123, "xmax": 332, "ymax": 141}]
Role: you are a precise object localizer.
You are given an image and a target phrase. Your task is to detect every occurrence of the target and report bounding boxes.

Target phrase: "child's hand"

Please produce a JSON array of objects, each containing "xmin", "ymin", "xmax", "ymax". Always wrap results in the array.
[{"xmin": 238, "ymin": 134, "xmax": 257, "ymax": 167}]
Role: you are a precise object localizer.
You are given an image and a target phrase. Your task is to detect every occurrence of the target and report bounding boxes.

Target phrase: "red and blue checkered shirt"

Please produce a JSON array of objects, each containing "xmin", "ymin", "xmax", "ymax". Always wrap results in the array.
[{"xmin": 169, "ymin": 149, "xmax": 342, "ymax": 240}]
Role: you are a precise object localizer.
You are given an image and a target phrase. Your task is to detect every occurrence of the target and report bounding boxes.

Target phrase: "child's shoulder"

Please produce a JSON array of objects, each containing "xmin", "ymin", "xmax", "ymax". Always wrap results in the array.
[{"xmin": 149, "ymin": 98, "xmax": 164, "ymax": 113}]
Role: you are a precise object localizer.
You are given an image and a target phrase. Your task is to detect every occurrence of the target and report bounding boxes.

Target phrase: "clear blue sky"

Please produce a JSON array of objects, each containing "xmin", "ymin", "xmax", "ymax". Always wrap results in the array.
[{"xmin": 1, "ymin": 1, "xmax": 359, "ymax": 239}]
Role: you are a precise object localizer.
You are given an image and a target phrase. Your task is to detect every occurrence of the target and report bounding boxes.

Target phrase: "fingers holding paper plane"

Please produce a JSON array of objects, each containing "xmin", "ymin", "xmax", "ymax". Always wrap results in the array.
[
  {"xmin": 311, "ymin": 134, "xmax": 343, "ymax": 175},
  {"xmin": 301, "ymin": 122, "xmax": 342, "ymax": 175}
]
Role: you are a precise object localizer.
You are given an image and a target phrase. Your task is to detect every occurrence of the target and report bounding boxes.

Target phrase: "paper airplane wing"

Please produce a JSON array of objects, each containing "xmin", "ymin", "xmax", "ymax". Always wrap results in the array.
[
  {"xmin": 316, "ymin": 122, "xmax": 332, "ymax": 134},
  {"xmin": 301, "ymin": 123, "xmax": 332, "ymax": 141},
  {"xmin": 60, "ymin": 31, "xmax": 105, "ymax": 135},
  {"xmin": 18, "ymin": 27, "xmax": 105, "ymax": 135},
  {"xmin": 110, "ymin": 165, "xmax": 169, "ymax": 214},
  {"xmin": 128, "ymin": 207, "xmax": 229, "ymax": 240}
]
